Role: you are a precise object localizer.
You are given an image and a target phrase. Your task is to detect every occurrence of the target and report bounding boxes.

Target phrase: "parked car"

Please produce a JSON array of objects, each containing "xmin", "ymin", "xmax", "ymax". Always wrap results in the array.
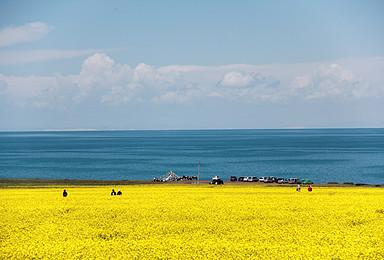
[
  {"xmin": 259, "ymin": 177, "xmax": 268, "ymax": 183},
  {"xmin": 209, "ymin": 176, "xmax": 224, "ymax": 185},
  {"xmin": 210, "ymin": 179, "xmax": 224, "ymax": 185},
  {"xmin": 288, "ymin": 178, "xmax": 301, "ymax": 184},
  {"xmin": 243, "ymin": 177, "xmax": 249, "ymax": 182},
  {"xmin": 277, "ymin": 178, "xmax": 288, "ymax": 184},
  {"xmin": 301, "ymin": 179, "xmax": 314, "ymax": 184},
  {"xmin": 268, "ymin": 176, "xmax": 277, "ymax": 183},
  {"xmin": 246, "ymin": 177, "xmax": 256, "ymax": 182},
  {"xmin": 277, "ymin": 178, "xmax": 286, "ymax": 184},
  {"xmin": 230, "ymin": 176, "xmax": 237, "ymax": 181},
  {"xmin": 238, "ymin": 177, "xmax": 244, "ymax": 181},
  {"xmin": 251, "ymin": 177, "xmax": 259, "ymax": 182}
]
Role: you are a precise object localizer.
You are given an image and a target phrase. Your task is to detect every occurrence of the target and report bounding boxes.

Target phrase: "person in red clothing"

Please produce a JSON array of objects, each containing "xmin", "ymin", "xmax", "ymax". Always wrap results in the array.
[{"xmin": 308, "ymin": 185, "xmax": 312, "ymax": 192}]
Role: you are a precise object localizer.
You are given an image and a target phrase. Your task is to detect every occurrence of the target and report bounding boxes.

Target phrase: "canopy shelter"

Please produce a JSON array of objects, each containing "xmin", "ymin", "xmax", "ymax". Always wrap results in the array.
[{"xmin": 159, "ymin": 170, "xmax": 180, "ymax": 182}]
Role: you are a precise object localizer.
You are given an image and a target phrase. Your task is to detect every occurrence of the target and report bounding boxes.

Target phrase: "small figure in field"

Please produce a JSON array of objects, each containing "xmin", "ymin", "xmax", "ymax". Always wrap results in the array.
[
  {"xmin": 63, "ymin": 189, "xmax": 68, "ymax": 197},
  {"xmin": 308, "ymin": 185, "xmax": 312, "ymax": 192},
  {"xmin": 297, "ymin": 185, "xmax": 301, "ymax": 192},
  {"xmin": 117, "ymin": 190, "xmax": 122, "ymax": 195},
  {"xmin": 111, "ymin": 189, "xmax": 116, "ymax": 196}
]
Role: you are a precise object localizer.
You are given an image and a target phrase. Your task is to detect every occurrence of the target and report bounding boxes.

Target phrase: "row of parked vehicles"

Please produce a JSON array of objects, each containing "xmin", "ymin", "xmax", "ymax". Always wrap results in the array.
[
  {"xmin": 208, "ymin": 176, "xmax": 314, "ymax": 185},
  {"xmin": 230, "ymin": 176, "xmax": 314, "ymax": 184}
]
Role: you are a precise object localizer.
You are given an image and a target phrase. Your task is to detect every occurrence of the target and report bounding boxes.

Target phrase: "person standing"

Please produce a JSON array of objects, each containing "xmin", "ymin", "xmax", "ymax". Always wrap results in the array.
[
  {"xmin": 297, "ymin": 185, "xmax": 301, "ymax": 192},
  {"xmin": 308, "ymin": 185, "xmax": 312, "ymax": 192},
  {"xmin": 117, "ymin": 190, "xmax": 122, "ymax": 195},
  {"xmin": 63, "ymin": 189, "xmax": 68, "ymax": 197},
  {"xmin": 111, "ymin": 189, "xmax": 116, "ymax": 196}
]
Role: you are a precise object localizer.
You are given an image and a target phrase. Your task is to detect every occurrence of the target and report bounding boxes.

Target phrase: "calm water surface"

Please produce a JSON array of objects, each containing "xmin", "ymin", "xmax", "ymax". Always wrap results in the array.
[{"xmin": 0, "ymin": 129, "xmax": 383, "ymax": 184}]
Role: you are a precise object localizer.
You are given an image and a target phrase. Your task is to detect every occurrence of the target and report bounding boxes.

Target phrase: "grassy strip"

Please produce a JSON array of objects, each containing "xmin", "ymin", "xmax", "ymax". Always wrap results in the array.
[{"xmin": 0, "ymin": 178, "xmax": 156, "ymax": 188}]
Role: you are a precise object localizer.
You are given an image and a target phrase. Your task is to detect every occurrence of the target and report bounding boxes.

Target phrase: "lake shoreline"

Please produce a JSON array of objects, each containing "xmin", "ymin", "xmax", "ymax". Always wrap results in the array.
[{"xmin": 1, "ymin": 178, "xmax": 382, "ymax": 188}]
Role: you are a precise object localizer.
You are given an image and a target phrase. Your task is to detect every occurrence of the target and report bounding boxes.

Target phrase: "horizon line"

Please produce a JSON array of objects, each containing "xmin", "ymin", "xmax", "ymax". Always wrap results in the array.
[{"xmin": 1, "ymin": 126, "xmax": 384, "ymax": 132}]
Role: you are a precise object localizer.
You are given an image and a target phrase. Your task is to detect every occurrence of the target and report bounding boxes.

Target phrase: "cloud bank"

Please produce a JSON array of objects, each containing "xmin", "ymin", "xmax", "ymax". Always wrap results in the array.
[
  {"xmin": 1, "ymin": 53, "xmax": 383, "ymax": 110},
  {"xmin": 290, "ymin": 64, "xmax": 374, "ymax": 100},
  {"xmin": 0, "ymin": 22, "xmax": 54, "ymax": 47}
]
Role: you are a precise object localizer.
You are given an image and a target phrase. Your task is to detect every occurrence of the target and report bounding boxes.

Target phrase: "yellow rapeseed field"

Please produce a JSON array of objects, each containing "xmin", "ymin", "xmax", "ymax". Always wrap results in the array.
[{"xmin": 1, "ymin": 185, "xmax": 384, "ymax": 259}]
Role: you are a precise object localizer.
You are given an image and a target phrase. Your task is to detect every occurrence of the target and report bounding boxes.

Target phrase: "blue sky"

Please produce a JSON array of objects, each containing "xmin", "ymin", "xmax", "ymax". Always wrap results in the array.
[{"xmin": 0, "ymin": 0, "xmax": 383, "ymax": 130}]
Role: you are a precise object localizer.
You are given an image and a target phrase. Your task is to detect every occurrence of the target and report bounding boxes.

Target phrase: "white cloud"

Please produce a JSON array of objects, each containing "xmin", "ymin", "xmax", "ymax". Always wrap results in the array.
[
  {"xmin": 65, "ymin": 53, "xmax": 134, "ymax": 103},
  {"xmin": 0, "ymin": 76, "xmax": 7, "ymax": 93},
  {"xmin": 217, "ymin": 71, "xmax": 282, "ymax": 102},
  {"xmin": 290, "ymin": 75, "xmax": 312, "ymax": 90},
  {"xmin": 0, "ymin": 22, "xmax": 54, "ymax": 47},
  {"xmin": 1, "ymin": 74, "xmax": 61, "ymax": 108},
  {"xmin": 0, "ymin": 22, "xmax": 111, "ymax": 66},
  {"xmin": 290, "ymin": 64, "xmax": 377, "ymax": 100},
  {"xmin": 1, "ymin": 54, "xmax": 382, "ymax": 110},
  {"xmin": 219, "ymin": 71, "xmax": 256, "ymax": 88},
  {"xmin": 101, "ymin": 86, "xmax": 133, "ymax": 105},
  {"xmin": 81, "ymin": 53, "xmax": 116, "ymax": 75},
  {"xmin": 133, "ymin": 63, "xmax": 156, "ymax": 83}
]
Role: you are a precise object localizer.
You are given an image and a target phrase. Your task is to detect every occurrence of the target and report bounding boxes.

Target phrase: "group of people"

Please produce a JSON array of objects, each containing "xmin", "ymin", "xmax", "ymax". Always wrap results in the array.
[
  {"xmin": 296, "ymin": 185, "xmax": 312, "ymax": 192},
  {"xmin": 111, "ymin": 189, "xmax": 122, "ymax": 196},
  {"xmin": 62, "ymin": 189, "xmax": 123, "ymax": 197}
]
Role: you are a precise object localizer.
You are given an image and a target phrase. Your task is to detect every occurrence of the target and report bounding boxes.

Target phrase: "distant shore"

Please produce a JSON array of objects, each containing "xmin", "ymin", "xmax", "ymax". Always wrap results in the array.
[{"xmin": 0, "ymin": 178, "xmax": 382, "ymax": 188}]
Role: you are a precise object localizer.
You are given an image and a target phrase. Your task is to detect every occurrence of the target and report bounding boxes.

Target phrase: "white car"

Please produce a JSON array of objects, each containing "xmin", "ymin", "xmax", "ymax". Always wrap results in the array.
[{"xmin": 259, "ymin": 177, "xmax": 268, "ymax": 182}]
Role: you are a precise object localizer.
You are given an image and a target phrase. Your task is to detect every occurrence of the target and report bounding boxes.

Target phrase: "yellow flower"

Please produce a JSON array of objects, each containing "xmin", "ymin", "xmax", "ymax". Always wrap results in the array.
[{"xmin": 1, "ymin": 185, "xmax": 383, "ymax": 259}]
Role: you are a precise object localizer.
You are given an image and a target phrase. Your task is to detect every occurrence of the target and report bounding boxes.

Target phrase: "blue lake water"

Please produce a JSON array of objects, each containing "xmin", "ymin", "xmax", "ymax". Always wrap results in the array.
[{"xmin": 0, "ymin": 129, "xmax": 383, "ymax": 184}]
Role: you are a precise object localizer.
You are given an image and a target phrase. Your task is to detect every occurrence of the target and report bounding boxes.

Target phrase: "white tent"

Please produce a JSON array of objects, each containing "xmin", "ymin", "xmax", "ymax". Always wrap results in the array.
[{"xmin": 159, "ymin": 170, "xmax": 180, "ymax": 182}]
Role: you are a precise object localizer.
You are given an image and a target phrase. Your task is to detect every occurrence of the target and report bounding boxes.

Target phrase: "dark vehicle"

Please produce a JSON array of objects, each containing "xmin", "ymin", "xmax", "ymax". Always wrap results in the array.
[
  {"xmin": 210, "ymin": 179, "xmax": 224, "ymax": 185},
  {"xmin": 209, "ymin": 176, "xmax": 224, "ymax": 185},
  {"xmin": 238, "ymin": 177, "xmax": 245, "ymax": 181},
  {"xmin": 247, "ymin": 177, "xmax": 258, "ymax": 182},
  {"xmin": 230, "ymin": 176, "xmax": 237, "ymax": 181},
  {"xmin": 268, "ymin": 176, "xmax": 277, "ymax": 183},
  {"xmin": 288, "ymin": 178, "xmax": 301, "ymax": 184}
]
